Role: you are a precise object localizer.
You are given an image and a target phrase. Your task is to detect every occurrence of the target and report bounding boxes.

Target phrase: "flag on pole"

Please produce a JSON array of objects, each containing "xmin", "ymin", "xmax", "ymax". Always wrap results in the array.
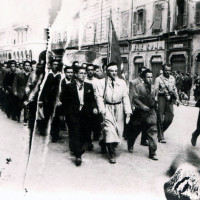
[{"xmin": 108, "ymin": 20, "xmax": 124, "ymax": 78}]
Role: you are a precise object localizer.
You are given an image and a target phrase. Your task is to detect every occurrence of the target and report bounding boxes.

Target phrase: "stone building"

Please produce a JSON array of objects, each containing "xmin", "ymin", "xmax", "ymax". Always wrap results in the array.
[
  {"xmin": 59, "ymin": 0, "xmax": 200, "ymax": 80},
  {"xmin": 0, "ymin": 24, "xmax": 47, "ymax": 63}
]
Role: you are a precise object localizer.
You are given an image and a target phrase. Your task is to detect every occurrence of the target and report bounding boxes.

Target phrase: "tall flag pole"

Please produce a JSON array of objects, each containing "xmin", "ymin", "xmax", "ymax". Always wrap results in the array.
[{"xmin": 107, "ymin": 9, "xmax": 112, "ymax": 64}]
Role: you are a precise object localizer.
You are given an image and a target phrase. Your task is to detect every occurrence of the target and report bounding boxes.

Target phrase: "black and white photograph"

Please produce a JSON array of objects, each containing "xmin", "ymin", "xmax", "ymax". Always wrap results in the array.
[{"xmin": 0, "ymin": 0, "xmax": 200, "ymax": 199}]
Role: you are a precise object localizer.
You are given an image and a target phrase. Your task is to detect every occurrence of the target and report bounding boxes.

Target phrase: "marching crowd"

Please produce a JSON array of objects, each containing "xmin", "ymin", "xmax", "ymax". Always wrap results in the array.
[{"xmin": 0, "ymin": 58, "xmax": 192, "ymax": 167}]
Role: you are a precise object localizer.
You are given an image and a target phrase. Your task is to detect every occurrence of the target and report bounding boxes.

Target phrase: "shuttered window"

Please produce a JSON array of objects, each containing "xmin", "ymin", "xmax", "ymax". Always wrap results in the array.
[
  {"xmin": 196, "ymin": 2, "xmax": 200, "ymax": 25},
  {"xmin": 132, "ymin": 12, "xmax": 137, "ymax": 36},
  {"xmin": 152, "ymin": 4, "xmax": 162, "ymax": 32},
  {"xmin": 183, "ymin": 0, "xmax": 188, "ymax": 27}
]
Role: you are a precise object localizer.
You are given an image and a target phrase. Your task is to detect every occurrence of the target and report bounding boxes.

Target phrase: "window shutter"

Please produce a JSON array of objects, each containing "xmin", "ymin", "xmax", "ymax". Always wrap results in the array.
[
  {"xmin": 132, "ymin": 11, "xmax": 137, "ymax": 35},
  {"xmin": 196, "ymin": 2, "xmax": 200, "ymax": 25},
  {"xmin": 142, "ymin": 9, "xmax": 146, "ymax": 34},
  {"xmin": 183, "ymin": 0, "xmax": 188, "ymax": 27},
  {"xmin": 152, "ymin": 4, "xmax": 162, "ymax": 31}
]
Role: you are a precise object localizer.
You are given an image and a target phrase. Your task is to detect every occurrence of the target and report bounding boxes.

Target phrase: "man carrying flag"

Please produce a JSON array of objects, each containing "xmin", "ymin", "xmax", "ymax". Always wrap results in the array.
[{"xmin": 95, "ymin": 62, "xmax": 132, "ymax": 164}]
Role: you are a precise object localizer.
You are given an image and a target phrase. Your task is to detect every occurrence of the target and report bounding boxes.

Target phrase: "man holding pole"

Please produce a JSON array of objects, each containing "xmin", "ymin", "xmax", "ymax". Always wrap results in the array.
[{"xmin": 95, "ymin": 62, "xmax": 132, "ymax": 164}]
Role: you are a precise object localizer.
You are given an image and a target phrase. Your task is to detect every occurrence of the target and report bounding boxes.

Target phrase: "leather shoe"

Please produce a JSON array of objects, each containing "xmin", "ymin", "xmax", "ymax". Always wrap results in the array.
[
  {"xmin": 140, "ymin": 140, "xmax": 149, "ymax": 146},
  {"xmin": 75, "ymin": 158, "xmax": 82, "ymax": 166},
  {"xmin": 109, "ymin": 157, "xmax": 116, "ymax": 164},
  {"xmin": 191, "ymin": 136, "xmax": 197, "ymax": 146},
  {"xmin": 128, "ymin": 146, "xmax": 133, "ymax": 153},
  {"xmin": 149, "ymin": 155, "xmax": 158, "ymax": 161},
  {"xmin": 88, "ymin": 143, "xmax": 94, "ymax": 151}
]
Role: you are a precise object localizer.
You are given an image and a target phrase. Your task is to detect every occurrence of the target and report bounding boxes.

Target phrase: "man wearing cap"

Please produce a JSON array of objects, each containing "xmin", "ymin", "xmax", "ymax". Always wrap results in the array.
[{"xmin": 95, "ymin": 62, "xmax": 132, "ymax": 164}]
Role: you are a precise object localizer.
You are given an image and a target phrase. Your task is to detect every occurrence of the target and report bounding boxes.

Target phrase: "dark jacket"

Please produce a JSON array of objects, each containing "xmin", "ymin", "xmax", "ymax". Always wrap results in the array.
[
  {"xmin": 39, "ymin": 73, "xmax": 61, "ymax": 105},
  {"xmin": 60, "ymin": 81, "xmax": 97, "ymax": 122},
  {"xmin": 13, "ymin": 71, "xmax": 30, "ymax": 99},
  {"xmin": 3, "ymin": 71, "xmax": 16, "ymax": 94}
]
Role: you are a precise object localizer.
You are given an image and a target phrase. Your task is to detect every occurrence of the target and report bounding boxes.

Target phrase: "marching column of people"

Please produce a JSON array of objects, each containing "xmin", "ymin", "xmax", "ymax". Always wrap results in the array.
[{"xmin": 0, "ymin": 59, "xmax": 184, "ymax": 166}]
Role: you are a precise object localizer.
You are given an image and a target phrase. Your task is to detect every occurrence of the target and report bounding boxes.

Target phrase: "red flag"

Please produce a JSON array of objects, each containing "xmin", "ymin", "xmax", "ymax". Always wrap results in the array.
[{"xmin": 109, "ymin": 20, "xmax": 123, "ymax": 77}]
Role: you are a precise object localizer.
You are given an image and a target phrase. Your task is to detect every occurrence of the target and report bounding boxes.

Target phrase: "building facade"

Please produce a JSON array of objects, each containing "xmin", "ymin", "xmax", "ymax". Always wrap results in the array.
[
  {"xmin": 59, "ymin": 0, "xmax": 200, "ymax": 81},
  {"xmin": 0, "ymin": 24, "xmax": 47, "ymax": 63}
]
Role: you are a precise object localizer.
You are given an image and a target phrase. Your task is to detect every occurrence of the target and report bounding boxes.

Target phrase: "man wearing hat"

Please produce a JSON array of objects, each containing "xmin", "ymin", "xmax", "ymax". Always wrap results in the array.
[{"xmin": 95, "ymin": 62, "xmax": 132, "ymax": 164}]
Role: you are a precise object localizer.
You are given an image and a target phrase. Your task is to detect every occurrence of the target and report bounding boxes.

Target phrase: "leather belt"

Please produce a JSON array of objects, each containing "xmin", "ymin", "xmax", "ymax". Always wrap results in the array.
[{"xmin": 106, "ymin": 102, "xmax": 121, "ymax": 105}]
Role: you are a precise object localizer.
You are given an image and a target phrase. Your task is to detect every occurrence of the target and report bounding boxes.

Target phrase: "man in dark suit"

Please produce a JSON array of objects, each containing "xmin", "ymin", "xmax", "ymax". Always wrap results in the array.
[
  {"xmin": 38, "ymin": 59, "xmax": 62, "ymax": 136},
  {"xmin": 13, "ymin": 61, "xmax": 31, "ymax": 123},
  {"xmin": 129, "ymin": 66, "xmax": 149, "ymax": 146},
  {"xmin": 3, "ymin": 60, "xmax": 17, "ymax": 119},
  {"xmin": 51, "ymin": 66, "xmax": 74, "ymax": 143},
  {"xmin": 60, "ymin": 66, "xmax": 98, "ymax": 166}
]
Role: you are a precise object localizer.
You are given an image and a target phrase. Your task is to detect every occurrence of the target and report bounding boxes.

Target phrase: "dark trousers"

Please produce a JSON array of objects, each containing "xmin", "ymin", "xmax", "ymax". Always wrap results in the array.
[
  {"xmin": 67, "ymin": 111, "xmax": 91, "ymax": 158},
  {"xmin": 192, "ymin": 110, "xmax": 200, "ymax": 140},
  {"xmin": 50, "ymin": 105, "xmax": 62, "ymax": 140},
  {"xmin": 127, "ymin": 111, "xmax": 157, "ymax": 157},
  {"xmin": 39, "ymin": 102, "xmax": 55, "ymax": 135},
  {"xmin": 157, "ymin": 96, "xmax": 174, "ymax": 140}
]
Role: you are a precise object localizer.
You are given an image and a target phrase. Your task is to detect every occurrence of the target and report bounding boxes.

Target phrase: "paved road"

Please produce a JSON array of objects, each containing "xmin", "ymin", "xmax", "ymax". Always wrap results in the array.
[{"xmin": 0, "ymin": 105, "xmax": 199, "ymax": 200}]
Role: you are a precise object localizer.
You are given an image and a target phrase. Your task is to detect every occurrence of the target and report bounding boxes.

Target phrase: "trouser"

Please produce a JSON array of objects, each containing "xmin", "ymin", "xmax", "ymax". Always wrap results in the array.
[
  {"xmin": 127, "ymin": 124, "xmax": 157, "ymax": 157},
  {"xmin": 182, "ymin": 89, "xmax": 191, "ymax": 101},
  {"xmin": 28, "ymin": 100, "xmax": 37, "ymax": 135},
  {"xmin": 6, "ymin": 93, "xmax": 16, "ymax": 119},
  {"xmin": 67, "ymin": 111, "xmax": 91, "ymax": 158},
  {"xmin": 39, "ymin": 102, "xmax": 55, "ymax": 135},
  {"xmin": 90, "ymin": 114, "xmax": 102, "ymax": 141},
  {"xmin": 50, "ymin": 105, "xmax": 62, "ymax": 140},
  {"xmin": 192, "ymin": 110, "xmax": 200, "ymax": 140},
  {"xmin": 157, "ymin": 96, "xmax": 174, "ymax": 139}
]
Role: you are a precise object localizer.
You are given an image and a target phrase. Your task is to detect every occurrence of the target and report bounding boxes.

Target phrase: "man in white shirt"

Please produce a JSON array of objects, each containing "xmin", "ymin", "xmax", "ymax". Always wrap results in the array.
[{"xmin": 60, "ymin": 66, "xmax": 98, "ymax": 166}]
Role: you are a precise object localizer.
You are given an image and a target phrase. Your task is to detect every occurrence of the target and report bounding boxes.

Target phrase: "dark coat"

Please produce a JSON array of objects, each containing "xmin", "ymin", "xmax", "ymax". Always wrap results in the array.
[
  {"xmin": 60, "ymin": 81, "xmax": 97, "ymax": 122},
  {"xmin": 39, "ymin": 73, "xmax": 61, "ymax": 105},
  {"xmin": 12, "ymin": 71, "xmax": 30, "ymax": 100},
  {"xmin": 3, "ymin": 71, "xmax": 16, "ymax": 94}
]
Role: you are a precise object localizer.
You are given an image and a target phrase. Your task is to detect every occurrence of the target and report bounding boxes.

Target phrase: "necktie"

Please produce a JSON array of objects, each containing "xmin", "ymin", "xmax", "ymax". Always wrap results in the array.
[
  {"xmin": 111, "ymin": 78, "xmax": 115, "ymax": 88},
  {"xmin": 79, "ymin": 84, "xmax": 83, "ymax": 90}
]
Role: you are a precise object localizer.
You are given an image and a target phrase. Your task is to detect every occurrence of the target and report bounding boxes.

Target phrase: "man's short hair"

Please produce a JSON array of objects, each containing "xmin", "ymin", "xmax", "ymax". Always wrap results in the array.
[
  {"xmin": 162, "ymin": 64, "xmax": 172, "ymax": 71},
  {"xmin": 31, "ymin": 60, "xmax": 37, "ymax": 65},
  {"xmin": 106, "ymin": 62, "xmax": 117, "ymax": 70},
  {"xmin": 93, "ymin": 65, "xmax": 100, "ymax": 70},
  {"xmin": 86, "ymin": 64, "xmax": 94, "ymax": 71},
  {"xmin": 138, "ymin": 66, "xmax": 146, "ymax": 74},
  {"xmin": 72, "ymin": 61, "xmax": 79, "ymax": 67},
  {"xmin": 64, "ymin": 66, "xmax": 73, "ymax": 73},
  {"xmin": 9, "ymin": 60, "xmax": 16, "ymax": 66},
  {"xmin": 141, "ymin": 69, "xmax": 152, "ymax": 79},
  {"xmin": 50, "ymin": 59, "xmax": 59, "ymax": 66},
  {"xmin": 23, "ymin": 60, "xmax": 32, "ymax": 67},
  {"xmin": 74, "ymin": 66, "xmax": 86, "ymax": 74}
]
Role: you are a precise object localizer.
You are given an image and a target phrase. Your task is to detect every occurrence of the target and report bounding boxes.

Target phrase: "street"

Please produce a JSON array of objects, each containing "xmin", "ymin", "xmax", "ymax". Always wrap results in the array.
[{"xmin": 0, "ymin": 105, "xmax": 199, "ymax": 200}]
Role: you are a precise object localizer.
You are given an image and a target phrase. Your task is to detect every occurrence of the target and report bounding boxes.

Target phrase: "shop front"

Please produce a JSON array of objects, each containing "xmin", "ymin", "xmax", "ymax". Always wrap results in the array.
[{"xmin": 168, "ymin": 36, "xmax": 191, "ymax": 73}]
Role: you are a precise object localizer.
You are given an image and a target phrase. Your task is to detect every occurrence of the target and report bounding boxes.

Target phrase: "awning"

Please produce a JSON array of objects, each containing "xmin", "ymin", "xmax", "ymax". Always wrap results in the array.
[
  {"xmin": 134, "ymin": 57, "xmax": 144, "ymax": 64},
  {"xmin": 151, "ymin": 56, "xmax": 162, "ymax": 63}
]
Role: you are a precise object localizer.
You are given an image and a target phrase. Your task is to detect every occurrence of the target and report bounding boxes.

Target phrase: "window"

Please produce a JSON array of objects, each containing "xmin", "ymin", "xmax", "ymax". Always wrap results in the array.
[
  {"xmin": 132, "ymin": 9, "xmax": 145, "ymax": 35},
  {"xmin": 121, "ymin": 11, "xmax": 129, "ymax": 38},
  {"xmin": 152, "ymin": 3, "xmax": 162, "ymax": 32},
  {"xmin": 196, "ymin": 1, "xmax": 200, "ymax": 25},
  {"xmin": 175, "ymin": 0, "xmax": 188, "ymax": 28}
]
